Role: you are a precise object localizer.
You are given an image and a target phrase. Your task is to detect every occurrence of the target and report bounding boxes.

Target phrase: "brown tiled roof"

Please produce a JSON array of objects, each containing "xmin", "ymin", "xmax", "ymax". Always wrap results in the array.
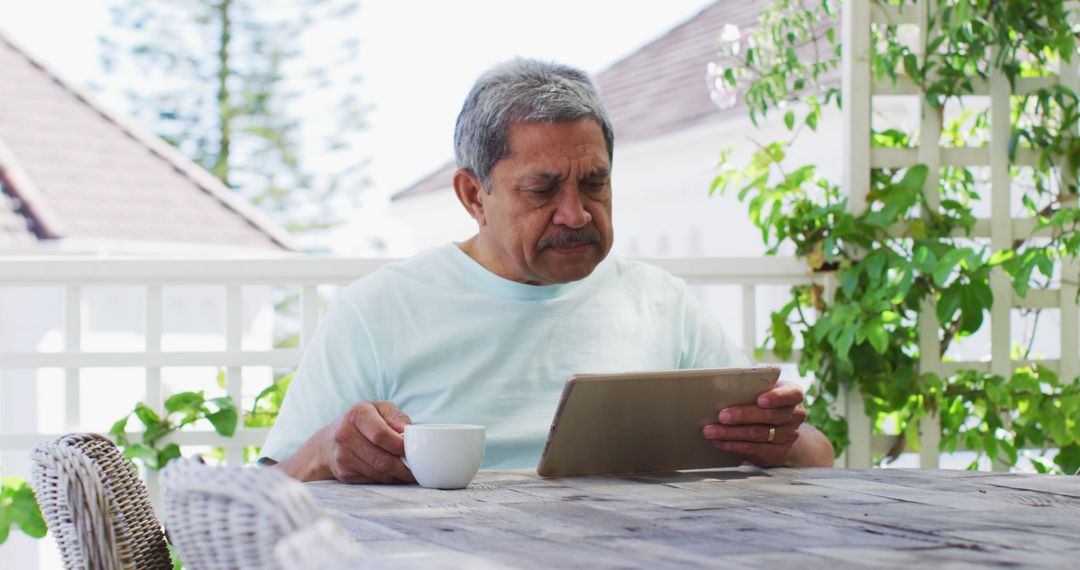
[
  {"xmin": 392, "ymin": 0, "xmax": 770, "ymax": 201},
  {"xmin": 0, "ymin": 32, "xmax": 296, "ymax": 251}
]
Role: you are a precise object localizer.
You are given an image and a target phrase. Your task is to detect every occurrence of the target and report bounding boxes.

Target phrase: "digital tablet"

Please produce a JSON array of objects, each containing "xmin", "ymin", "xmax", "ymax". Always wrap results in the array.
[{"xmin": 536, "ymin": 366, "xmax": 780, "ymax": 478}]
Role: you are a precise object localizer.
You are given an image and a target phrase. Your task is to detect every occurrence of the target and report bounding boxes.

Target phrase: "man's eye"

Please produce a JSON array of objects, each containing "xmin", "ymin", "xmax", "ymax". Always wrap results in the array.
[
  {"xmin": 584, "ymin": 180, "xmax": 609, "ymax": 190},
  {"xmin": 527, "ymin": 187, "xmax": 556, "ymax": 195}
]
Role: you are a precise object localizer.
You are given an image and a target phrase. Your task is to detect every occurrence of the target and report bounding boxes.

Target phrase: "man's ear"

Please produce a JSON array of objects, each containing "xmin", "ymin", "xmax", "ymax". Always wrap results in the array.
[{"xmin": 453, "ymin": 168, "xmax": 487, "ymax": 226}]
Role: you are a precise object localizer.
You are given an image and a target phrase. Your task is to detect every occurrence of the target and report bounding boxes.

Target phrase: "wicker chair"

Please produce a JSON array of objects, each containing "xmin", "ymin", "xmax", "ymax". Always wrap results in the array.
[
  {"xmin": 161, "ymin": 457, "xmax": 355, "ymax": 569},
  {"xmin": 274, "ymin": 518, "xmax": 365, "ymax": 570},
  {"xmin": 29, "ymin": 432, "xmax": 172, "ymax": 570}
]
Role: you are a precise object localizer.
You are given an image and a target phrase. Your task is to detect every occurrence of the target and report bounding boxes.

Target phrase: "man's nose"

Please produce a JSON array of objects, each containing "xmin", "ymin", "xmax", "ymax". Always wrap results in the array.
[{"xmin": 551, "ymin": 187, "xmax": 592, "ymax": 228}]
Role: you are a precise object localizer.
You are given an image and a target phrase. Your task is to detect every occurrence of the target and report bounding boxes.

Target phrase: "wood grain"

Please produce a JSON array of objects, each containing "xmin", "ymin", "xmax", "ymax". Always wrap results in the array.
[{"xmin": 306, "ymin": 467, "xmax": 1080, "ymax": 569}]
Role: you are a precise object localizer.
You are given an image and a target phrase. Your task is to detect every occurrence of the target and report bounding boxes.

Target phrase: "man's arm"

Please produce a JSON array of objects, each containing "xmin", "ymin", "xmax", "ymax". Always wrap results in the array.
[
  {"xmin": 273, "ymin": 400, "xmax": 417, "ymax": 484},
  {"xmin": 702, "ymin": 381, "xmax": 835, "ymax": 467}
]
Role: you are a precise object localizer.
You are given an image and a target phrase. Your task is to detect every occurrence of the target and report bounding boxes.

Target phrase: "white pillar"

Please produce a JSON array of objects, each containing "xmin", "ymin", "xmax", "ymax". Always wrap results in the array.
[{"xmin": 841, "ymin": 0, "xmax": 873, "ymax": 468}]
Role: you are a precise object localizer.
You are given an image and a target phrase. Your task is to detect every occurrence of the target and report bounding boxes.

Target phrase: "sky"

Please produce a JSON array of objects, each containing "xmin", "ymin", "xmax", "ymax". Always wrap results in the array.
[{"xmin": 0, "ymin": 0, "xmax": 718, "ymax": 251}]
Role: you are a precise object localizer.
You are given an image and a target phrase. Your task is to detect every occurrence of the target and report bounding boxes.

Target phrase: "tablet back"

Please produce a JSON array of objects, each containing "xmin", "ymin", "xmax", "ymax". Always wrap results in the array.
[{"xmin": 536, "ymin": 367, "xmax": 780, "ymax": 478}]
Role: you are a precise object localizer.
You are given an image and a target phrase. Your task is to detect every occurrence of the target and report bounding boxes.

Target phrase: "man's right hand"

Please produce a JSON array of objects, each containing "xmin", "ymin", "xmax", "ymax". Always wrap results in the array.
[{"xmin": 274, "ymin": 400, "xmax": 417, "ymax": 484}]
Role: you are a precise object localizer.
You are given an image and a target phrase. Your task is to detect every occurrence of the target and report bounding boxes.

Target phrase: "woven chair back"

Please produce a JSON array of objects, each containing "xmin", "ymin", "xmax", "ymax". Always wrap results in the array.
[
  {"xmin": 160, "ymin": 458, "xmax": 335, "ymax": 570},
  {"xmin": 30, "ymin": 433, "xmax": 172, "ymax": 570}
]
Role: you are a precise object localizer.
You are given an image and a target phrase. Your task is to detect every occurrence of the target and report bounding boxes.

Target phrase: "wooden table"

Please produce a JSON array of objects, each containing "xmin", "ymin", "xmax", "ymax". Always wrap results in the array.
[{"xmin": 306, "ymin": 467, "xmax": 1080, "ymax": 568}]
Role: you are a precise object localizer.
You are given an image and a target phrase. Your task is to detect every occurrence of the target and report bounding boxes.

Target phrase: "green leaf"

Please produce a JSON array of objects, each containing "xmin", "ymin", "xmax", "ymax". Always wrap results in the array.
[
  {"xmin": 865, "ymin": 250, "xmax": 886, "ymax": 284},
  {"xmin": 1035, "ymin": 364, "xmax": 1059, "ymax": 387},
  {"xmin": 1001, "ymin": 439, "xmax": 1018, "ymax": 465},
  {"xmin": 0, "ymin": 479, "xmax": 47, "ymax": 543},
  {"xmin": 207, "ymin": 406, "xmax": 238, "ymax": 437},
  {"xmin": 835, "ymin": 328, "xmax": 855, "ymax": 360},
  {"xmin": 165, "ymin": 391, "xmax": 204, "ymax": 415},
  {"xmin": 955, "ymin": 0, "xmax": 969, "ymax": 27},
  {"xmin": 158, "ymin": 443, "xmax": 183, "ymax": 469},
  {"xmin": 936, "ymin": 286, "xmax": 963, "ymax": 323},
  {"xmin": 771, "ymin": 312, "xmax": 794, "ymax": 359},
  {"xmin": 11, "ymin": 486, "xmax": 47, "ymax": 538},
  {"xmin": 133, "ymin": 403, "xmax": 161, "ymax": 428},
  {"xmin": 108, "ymin": 415, "xmax": 130, "ymax": 446},
  {"xmin": 784, "ymin": 110, "xmax": 795, "ymax": 130},
  {"xmin": 0, "ymin": 511, "xmax": 10, "ymax": 544},
  {"xmin": 958, "ymin": 285, "xmax": 986, "ymax": 334},
  {"xmin": 865, "ymin": 322, "xmax": 889, "ymax": 354},
  {"xmin": 1030, "ymin": 457, "xmax": 1051, "ymax": 474},
  {"xmin": 932, "ymin": 248, "xmax": 971, "ymax": 287},
  {"xmin": 142, "ymin": 420, "xmax": 172, "ymax": 447},
  {"xmin": 891, "ymin": 266, "xmax": 915, "ymax": 303},
  {"xmin": 1054, "ymin": 443, "xmax": 1080, "ymax": 474},
  {"xmin": 840, "ymin": 268, "xmax": 859, "ymax": 297},
  {"xmin": 896, "ymin": 165, "xmax": 930, "ymax": 196},
  {"xmin": 913, "ymin": 246, "xmax": 938, "ymax": 274},
  {"xmin": 986, "ymin": 383, "xmax": 1010, "ymax": 408},
  {"xmin": 902, "ymin": 52, "xmax": 919, "ymax": 81},
  {"xmin": 123, "ymin": 444, "xmax": 159, "ymax": 470},
  {"xmin": 987, "ymin": 249, "xmax": 1014, "ymax": 266},
  {"xmin": 170, "ymin": 544, "xmax": 184, "ymax": 570}
]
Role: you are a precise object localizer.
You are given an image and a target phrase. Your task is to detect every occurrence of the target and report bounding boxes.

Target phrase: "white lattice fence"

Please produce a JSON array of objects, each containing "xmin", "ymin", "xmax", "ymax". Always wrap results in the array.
[{"xmin": 842, "ymin": 0, "xmax": 1080, "ymax": 468}]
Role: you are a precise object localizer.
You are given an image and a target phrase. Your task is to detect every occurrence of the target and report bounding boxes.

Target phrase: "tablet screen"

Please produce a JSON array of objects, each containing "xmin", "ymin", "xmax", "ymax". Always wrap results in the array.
[{"xmin": 536, "ymin": 366, "xmax": 780, "ymax": 477}]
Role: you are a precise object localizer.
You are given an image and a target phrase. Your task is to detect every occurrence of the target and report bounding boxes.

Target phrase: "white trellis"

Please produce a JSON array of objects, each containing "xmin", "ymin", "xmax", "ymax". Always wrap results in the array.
[{"xmin": 842, "ymin": 0, "xmax": 1080, "ymax": 468}]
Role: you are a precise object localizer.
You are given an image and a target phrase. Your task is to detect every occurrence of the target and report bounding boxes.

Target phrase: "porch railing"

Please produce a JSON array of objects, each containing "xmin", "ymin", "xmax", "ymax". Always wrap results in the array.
[
  {"xmin": 0, "ymin": 254, "xmax": 996, "ymax": 483},
  {"xmin": 0, "ymin": 256, "xmax": 838, "ymax": 451}
]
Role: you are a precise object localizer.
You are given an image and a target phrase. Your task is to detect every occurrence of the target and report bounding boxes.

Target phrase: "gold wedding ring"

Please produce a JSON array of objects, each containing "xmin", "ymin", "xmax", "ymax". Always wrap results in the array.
[{"xmin": 767, "ymin": 427, "xmax": 776, "ymax": 443}]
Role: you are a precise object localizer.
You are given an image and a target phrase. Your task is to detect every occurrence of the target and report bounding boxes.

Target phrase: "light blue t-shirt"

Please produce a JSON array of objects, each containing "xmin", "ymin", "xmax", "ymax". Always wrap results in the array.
[{"xmin": 261, "ymin": 243, "xmax": 749, "ymax": 468}]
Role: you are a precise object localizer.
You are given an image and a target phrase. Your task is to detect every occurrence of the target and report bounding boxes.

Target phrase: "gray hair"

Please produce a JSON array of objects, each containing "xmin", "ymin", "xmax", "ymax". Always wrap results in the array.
[{"xmin": 454, "ymin": 58, "xmax": 614, "ymax": 192}]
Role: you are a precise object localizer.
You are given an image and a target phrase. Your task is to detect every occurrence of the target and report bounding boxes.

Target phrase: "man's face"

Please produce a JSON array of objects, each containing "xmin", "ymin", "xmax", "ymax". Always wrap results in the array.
[{"xmin": 475, "ymin": 119, "xmax": 614, "ymax": 285}]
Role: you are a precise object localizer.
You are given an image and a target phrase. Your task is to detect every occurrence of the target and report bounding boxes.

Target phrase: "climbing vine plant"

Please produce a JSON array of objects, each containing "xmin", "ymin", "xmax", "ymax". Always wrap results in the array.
[{"xmin": 712, "ymin": 0, "xmax": 1079, "ymax": 472}]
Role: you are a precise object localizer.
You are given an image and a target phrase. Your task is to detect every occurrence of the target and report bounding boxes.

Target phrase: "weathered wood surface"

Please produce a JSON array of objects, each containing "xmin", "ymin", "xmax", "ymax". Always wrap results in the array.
[{"xmin": 306, "ymin": 468, "xmax": 1080, "ymax": 569}]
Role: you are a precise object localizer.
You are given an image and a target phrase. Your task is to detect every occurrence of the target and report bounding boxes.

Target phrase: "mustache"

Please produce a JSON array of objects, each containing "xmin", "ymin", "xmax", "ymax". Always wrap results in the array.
[{"xmin": 537, "ymin": 228, "xmax": 602, "ymax": 250}]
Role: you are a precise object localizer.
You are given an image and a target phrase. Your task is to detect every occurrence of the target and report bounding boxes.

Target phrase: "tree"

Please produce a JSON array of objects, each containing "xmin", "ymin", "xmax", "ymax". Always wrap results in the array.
[
  {"xmin": 712, "ymin": 0, "xmax": 1079, "ymax": 472},
  {"xmin": 100, "ymin": 0, "xmax": 368, "ymax": 234}
]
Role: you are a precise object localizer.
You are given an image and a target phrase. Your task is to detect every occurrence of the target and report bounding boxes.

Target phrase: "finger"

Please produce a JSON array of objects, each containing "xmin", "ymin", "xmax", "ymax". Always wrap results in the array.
[
  {"xmin": 330, "ymin": 441, "xmax": 397, "ymax": 484},
  {"xmin": 374, "ymin": 400, "xmax": 412, "ymax": 433},
  {"xmin": 352, "ymin": 401, "xmax": 407, "ymax": 456},
  {"xmin": 330, "ymin": 423, "xmax": 412, "ymax": 484},
  {"xmin": 328, "ymin": 431, "xmax": 412, "ymax": 485},
  {"xmin": 346, "ymin": 436, "xmax": 416, "ymax": 484},
  {"xmin": 756, "ymin": 383, "xmax": 804, "ymax": 408},
  {"xmin": 718, "ymin": 404, "xmax": 806, "ymax": 426},
  {"xmin": 702, "ymin": 424, "xmax": 800, "ymax": 444},
  {"xmin": 710, "ymin": 441, "xmax": 791, "ymax": 467}
]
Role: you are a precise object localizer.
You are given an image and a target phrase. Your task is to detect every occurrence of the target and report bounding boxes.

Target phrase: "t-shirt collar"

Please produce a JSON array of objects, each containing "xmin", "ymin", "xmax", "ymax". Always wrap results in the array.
[{"xmin": 448, "ymin": 242, "xmax": 609, "ymax": 301}]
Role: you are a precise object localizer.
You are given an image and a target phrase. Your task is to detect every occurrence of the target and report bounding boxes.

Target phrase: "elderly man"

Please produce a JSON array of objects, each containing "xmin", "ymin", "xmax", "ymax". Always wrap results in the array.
[{"xmin": 262, "ymin": 59, "xmax": 834, "ymax": 483}]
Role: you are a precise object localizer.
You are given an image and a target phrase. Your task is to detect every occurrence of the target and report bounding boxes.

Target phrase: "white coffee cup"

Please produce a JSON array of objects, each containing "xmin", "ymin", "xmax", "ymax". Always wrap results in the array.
[{"xmin": 403, "ymin": 424, "xmax": 485, "ymax": 490}]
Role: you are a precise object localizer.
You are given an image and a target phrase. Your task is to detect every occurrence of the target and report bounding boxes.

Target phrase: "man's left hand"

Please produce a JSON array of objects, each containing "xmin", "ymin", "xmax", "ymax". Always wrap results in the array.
[{"xmin": 702, "ymin": 381, "xmax": 808, "ymax": 467}]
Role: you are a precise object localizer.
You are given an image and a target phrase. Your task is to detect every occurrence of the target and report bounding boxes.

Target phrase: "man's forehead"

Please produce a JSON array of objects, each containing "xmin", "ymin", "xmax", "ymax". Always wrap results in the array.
[
  {"xmin": 521, "ymin": 166, "xmax": 610, "ymax": 183},
  {"xmin": 506, "ymin": 119, "xmax": 606, "ymax": 149}
]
